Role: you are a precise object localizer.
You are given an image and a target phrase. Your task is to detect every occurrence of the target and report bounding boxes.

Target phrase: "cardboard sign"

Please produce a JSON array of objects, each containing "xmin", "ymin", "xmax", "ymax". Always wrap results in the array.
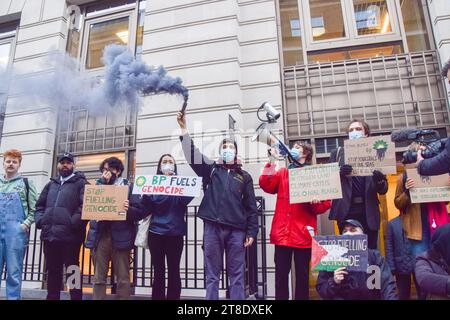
[
  {"xmin": 289, "ymin": 163, "xmax": 342, "ymax": 204},
  {"xmin": 82, "ymin": 185, "xmax": 129, "ymax": 221},
  {"xmin": 407, "ymin": 169, "xmax": 450, "ymax": 203},
  {"xmin": 312, "ymin": 235, "xmax": 369, "ymax": 272},
  {"xmin": 132, "ymin": 175, "xmax": 202, "ymax": 197},
  {"xmin": 344, "ymin": 135, "xmax": 396, "ymax": 176}
]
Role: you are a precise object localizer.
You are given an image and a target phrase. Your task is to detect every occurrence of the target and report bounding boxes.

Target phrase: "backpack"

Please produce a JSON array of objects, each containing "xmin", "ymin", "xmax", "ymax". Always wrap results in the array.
[{"xmin": 23, "ymin": 177, "xmax": 30, "ymax": 213}]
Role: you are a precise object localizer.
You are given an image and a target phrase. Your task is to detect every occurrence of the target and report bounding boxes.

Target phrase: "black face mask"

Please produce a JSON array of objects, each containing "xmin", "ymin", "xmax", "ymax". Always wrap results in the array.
[
  {"xmin": 108, "ymin": 172, "xmax": 117, "ymax": 185},
  {"xmin": 59, "ymin": 167, "xmax": 74, "ymax": 178}
]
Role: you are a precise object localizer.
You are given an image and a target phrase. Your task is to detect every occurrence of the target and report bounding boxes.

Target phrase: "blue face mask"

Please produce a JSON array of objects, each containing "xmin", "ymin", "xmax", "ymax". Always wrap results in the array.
[
  {"xmin": 221, "ymin": 148, "xmax": 236, "ymax": 163},
  {"xmin": 349, "ymin": 130, "xmax": 364, "ymax": 140},
  {"xmin": 290, "ymin": 148, "xmax": 302, "ymax": 160}
]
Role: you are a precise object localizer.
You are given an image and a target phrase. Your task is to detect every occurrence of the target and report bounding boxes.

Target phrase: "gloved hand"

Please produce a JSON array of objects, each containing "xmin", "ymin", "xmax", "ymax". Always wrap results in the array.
[
  {"xmin": 372, "ymin": 170, "xmax": 386, "ymax": 185},
  {"xmin": 340, "ymin": 164, "xmax": 353, "ymax": 176}
]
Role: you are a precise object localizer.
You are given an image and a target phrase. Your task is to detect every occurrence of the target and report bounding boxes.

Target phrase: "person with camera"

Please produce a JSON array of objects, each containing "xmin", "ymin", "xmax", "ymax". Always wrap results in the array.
[
  {"xmin": 328, "ymin": 119, "xmax": 388, "ymax": 249},
  {"xmin": 394, "ymin": 142, "xmax": 450, "ymax": 299},
  {"xmin": 416, "ymin": 58, "xmax": 450, "ymax": 176}
]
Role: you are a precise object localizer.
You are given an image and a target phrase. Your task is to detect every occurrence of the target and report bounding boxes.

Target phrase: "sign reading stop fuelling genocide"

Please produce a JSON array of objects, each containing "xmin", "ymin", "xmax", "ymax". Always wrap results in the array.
[
  {"xmin": 288, "ymin": 163, "xmax": 342, "ymax": 204},
  {"xmin": 81, "ymin": 185, "xmax": 129, "ymax": 221},
  {"xmin": 312, "ymin": 235, "xmax": 369, "ymax": 272},
  {"xmin": 344, "ymin": 135, "xmax": 396, "ymax": 176},
  {"xmin": 132, "ymin": 175, "xmax": 202, "ymax": 197},
  {"xmin": 407, "ymin": 169, "xmax": 450, "ymax": 203}
]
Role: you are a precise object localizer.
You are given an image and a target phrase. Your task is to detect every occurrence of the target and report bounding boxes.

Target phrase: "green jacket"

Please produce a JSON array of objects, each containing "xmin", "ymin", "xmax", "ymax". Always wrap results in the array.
[{"xmin": 0, "ymin": 174, "xmax": 38, "ymax": 227}]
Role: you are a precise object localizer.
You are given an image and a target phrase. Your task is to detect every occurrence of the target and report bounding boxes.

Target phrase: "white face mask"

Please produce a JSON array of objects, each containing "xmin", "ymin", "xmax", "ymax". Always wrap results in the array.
[
  {"xmin": 348, "ymin": 130, "xmax": 364, "ymax": 140},
  {"xmin": 221, "ymin": 148, "xmax": 236, "ymax": 163},
  {"xmin": 161, "ymin": 163, "xmax": 175, "ymax": 175}
]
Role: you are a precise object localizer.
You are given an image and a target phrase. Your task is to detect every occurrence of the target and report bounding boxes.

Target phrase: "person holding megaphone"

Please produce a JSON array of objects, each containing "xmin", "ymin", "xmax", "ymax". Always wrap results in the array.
[{"xmin": 259, "ymin": 141, "xmax": 331, "ymax": 300}]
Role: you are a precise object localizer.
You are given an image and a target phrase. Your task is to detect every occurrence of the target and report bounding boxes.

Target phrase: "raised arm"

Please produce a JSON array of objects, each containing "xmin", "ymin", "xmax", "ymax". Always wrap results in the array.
[{"xmin": 177, "ymin": 112, "xmax": 214, "ymax": 180}]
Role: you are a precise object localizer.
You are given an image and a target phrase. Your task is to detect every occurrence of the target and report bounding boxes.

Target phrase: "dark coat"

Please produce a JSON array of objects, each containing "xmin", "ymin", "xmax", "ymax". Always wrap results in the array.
[
  {"xmin": 418, "ymin": 138, "xmax": 450, "ymax": 176},
  {"xmin": 328, "ymin": 147, "xmax": 388, "ymax": 231},
  {"xmin": 141, "ymin": 194, "xmax": 193, "ymax": 236},
  {"xmin": 316, "ymin": 249, "xmax": 398, "ymax": 300},
  {"xmin": 180, "ymin": 134, "xmax": 259, "ymax": 239},
  {"xmin": 35, "ymin": 172, "xmax": 87, "ymax": 244},
  {"xmin": 385, "ymin": 216, "xmax": 415, "ymax": 275},
  {"xmin": 85, "ymin": 179, "xmax": 148, "ymax": 251},
  {"xmin": 415, "ymin": 252, "xmax": 450, "ymax": 299}
]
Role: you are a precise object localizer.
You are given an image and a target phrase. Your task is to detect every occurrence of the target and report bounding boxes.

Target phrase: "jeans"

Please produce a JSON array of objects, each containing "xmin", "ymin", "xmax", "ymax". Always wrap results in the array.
[
  {"xmin": 92, "ymin": 230, "xmax": 131, "ymax": 300},
  {"xmin": 0, "ymin": 192, "xmax": 28, "ymax": 300},
  {"xmin": 203, "ymin": 221, "xmax": 246, "ymax": 300},
  {"xmin": 148, "ymin": 232, "xmax": 184, "ymax": 300},
  {"xmin": 274, "ymin": 245, "xmax": 311, "ymax": 300}
]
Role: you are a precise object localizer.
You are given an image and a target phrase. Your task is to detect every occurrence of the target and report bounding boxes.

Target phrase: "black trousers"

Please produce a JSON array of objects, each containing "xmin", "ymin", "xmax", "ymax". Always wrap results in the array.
[
  {"xmin": 148, "ymin": 232, "xmax": 184, "ymax": 300},
  {"xmin": 274, "ymin": 245, "xmax": 311, "ymax": 300},
  {"xmin": 44, "ymin": 241, "xmax": 82, "ymax": 300},
  {"xmin": 396, "ymin": 273, "xmax": 426, "ymax": 300}
]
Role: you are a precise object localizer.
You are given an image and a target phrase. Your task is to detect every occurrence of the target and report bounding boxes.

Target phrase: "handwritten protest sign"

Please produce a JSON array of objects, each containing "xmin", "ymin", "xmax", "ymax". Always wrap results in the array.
[
  {"xmin": 407, "ymin": 169, "xmax": 450, "ymax": 203},
  {"xmin": 312, "ymin": 235, "xmax": 369, "ymax": 272},
  {"xmin": 132, "ymin": 175, "xmax": 202, "ymax": 197},
  {"xmin": 289, "ymin": 163, "xmax": 342, "ymax": 204},
  {"xmin": 344, "ymin": 135, "xmax": 396, "ymax": 176},
  {"xmin": 82, "ymin": 185, "xmax": 129, "ymax": 221}
]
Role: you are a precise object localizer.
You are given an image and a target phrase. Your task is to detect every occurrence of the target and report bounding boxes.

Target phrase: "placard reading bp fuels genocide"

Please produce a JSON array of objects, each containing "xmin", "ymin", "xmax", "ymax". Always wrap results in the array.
[
  {"xmin": 344, "ymin": 135, "xmax": 396, "ymax": 176},
  {"xmin": 407, "ymin": 169, "xmax": 450, "ymax": 203},
  {"xmin": 82, "ymin": 185, "xmax": 129, "ymax": 221},
  {"xmin": 133, "ymin": 175, "xmax": 202, "ymax": 197},
  {"xmin": 311, "ymin": 235, "xmax": 369, "ymax": 272},
  {"xmin": 289, "ymin": 163, "xmax": 342, "ymax": 204}
]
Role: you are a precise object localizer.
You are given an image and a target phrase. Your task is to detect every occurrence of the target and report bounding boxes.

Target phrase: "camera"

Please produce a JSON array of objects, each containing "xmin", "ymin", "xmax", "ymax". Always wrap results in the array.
[{"xmin": 392, "ymin": 128, "xmax": 447, "ymax": 164}]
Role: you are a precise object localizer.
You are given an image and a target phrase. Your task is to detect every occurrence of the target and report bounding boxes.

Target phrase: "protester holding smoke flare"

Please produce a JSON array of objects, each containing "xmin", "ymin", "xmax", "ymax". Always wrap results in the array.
[
  {"xmin": 316, "ymin": 219, "xmax": 397, "ymax": 300},
  {"xmin": 415, "ymin": 224, "xmax": 450, "ymax": 300},
  {"xmin": 176, "ymin": 112, "xmax": 258, "ymax": 300},
  {"xmin": 259, "ymin": 141, "xmax": 331, "ymax": 300},
  {"xmin": 139, "ymin": 154, "xmax": 193, "ymax": 300},
  {"xmin": 0, "ymin": 149, "xmax": 38, "ymax": 300},
  {"xmin": 85, "ymin": 157, "xmax": 147, "ymax": 300},
  {"xmin": 35, "ymin": 153, "xmax": 87, "ymax": 300},
  {"xmin": 328, "ymin": 119, "xmax": 388, "ymax": 249},
  {"xmin": 390, "ymin": 142, "xmax": 450, "ymax": 299}
]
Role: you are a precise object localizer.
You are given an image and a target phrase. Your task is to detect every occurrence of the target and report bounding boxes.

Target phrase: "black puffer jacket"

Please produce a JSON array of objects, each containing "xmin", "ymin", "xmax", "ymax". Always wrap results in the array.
[{"xmin": 35, "ymin": 172, "xmax": 87, "ymax": 244}]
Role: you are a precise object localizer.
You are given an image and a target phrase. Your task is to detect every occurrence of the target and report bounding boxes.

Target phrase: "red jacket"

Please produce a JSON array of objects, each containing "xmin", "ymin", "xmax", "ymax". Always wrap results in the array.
[{"xmin": 259, "ymin": 162, "xmax": 331, "ymax": 249}]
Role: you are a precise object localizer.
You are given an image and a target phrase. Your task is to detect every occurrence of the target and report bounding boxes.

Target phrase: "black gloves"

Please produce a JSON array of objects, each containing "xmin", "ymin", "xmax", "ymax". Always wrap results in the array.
[
  {"xmin": 372, "ymin": 170, "xmax": 386, "ymax": 185},
  {"xmin": 340, "ymin": 164, "xmax": 353, "ymax": 176}
]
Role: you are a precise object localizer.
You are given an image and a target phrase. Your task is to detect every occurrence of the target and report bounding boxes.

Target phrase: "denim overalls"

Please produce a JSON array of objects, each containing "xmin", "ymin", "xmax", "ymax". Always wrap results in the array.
[{"xmin": 0, "ymin": 192, "xmax": 28, "ymax": 300}]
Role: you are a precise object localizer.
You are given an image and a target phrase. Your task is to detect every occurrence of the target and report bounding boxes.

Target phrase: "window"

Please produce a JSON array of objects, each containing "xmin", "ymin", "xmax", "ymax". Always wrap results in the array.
[
  {"xmin": 85, "ymin": 16, "xmax": 130, "ymax": 69},
  {"xmin": 399, "ymin": 0, "xmax": 431, "ymax": 52},
  {"xmin": 303, "ymin": 0, "xmax": 401, "ymax": 53},
  {"xmin": 65, "ymin": 0, "xmax": 144, "ymax": 71},
  {"xmin": 353, "ymin": 0, "xmax": 392, "ymax": 36},
  {"xmin": 309, "ymin": 0, "xmax": 346, "ymax": 41},
  {"xmin": 59, "ymin": 1, "xmax": 144, "ymax": 156},
  {"xmin": 0, "ymin": 21, "xmax": 18, "ymax": 145},
  {"xmin": 308, "ymin": 42, "xmax": 402, "ymax": 62},
  {"xmin": 280, "ymin": 0, "xmax": 304, "ymax": 66}
]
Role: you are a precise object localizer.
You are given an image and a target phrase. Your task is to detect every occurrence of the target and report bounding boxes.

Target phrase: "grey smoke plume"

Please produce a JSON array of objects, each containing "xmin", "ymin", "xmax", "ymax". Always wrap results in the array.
[
  {"xmin": 103, "ymin": 44, "xmax": 188, "ymax": 108},
  {"xmin": 8, "ymin": 44, "xmax": 188, "ymax": 115}
]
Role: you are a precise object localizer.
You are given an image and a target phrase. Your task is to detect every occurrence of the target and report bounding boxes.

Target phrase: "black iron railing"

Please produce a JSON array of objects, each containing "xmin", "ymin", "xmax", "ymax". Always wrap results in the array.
[{"xmin": 2, "ymin": 197, "xmax": 267, "ymax": 299}]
